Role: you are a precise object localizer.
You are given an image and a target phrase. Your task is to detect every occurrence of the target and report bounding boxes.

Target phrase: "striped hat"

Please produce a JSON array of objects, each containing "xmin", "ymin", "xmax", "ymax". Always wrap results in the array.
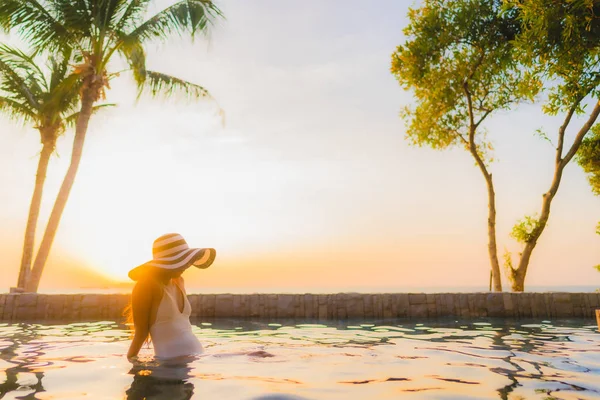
[{"xmin": 128, "ymin": 233, "xmax": 216, "ymax": 281}]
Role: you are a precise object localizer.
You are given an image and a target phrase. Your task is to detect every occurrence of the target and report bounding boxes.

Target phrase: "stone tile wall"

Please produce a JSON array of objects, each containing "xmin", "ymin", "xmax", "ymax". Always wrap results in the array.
[{"xmin": 0, "ymin": 292, "xmax": 598, "ymax": 322}]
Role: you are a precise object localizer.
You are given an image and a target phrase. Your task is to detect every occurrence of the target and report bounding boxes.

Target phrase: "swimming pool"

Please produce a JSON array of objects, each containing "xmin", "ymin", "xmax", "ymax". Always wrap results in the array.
[{"xmin": 0, "ymin": 318, "xmax": 598, "ymax": 399}]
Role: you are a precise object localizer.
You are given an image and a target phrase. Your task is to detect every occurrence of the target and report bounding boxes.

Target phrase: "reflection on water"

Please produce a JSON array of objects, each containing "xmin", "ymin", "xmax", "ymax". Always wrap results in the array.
[
  {"xmin": 0, "ymin": 319, "xmax": 598, "ymax": 399},
  {"xmin": 126, "ymin": 360, "xmax": 195, "ymax": 400}
]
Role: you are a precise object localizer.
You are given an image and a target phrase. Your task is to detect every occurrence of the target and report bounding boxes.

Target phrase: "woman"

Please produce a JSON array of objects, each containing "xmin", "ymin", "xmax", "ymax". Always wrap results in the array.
[{"xmin": 126, "ymin": 233, "xmax": 216, "ymax": 360}]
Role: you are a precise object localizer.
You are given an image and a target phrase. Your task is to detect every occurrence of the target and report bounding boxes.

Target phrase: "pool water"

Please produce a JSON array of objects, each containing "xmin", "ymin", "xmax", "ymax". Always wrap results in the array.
[{"xmin": 0, "ymin": 319, "xmax": 598, "ymax": 399}]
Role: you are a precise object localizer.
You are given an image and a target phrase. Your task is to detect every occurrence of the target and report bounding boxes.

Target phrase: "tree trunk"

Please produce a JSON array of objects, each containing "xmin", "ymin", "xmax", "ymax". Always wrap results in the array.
[
  {"xmin": 483, "ymin": 173, "xmax": 502, "ymax": 291},
  {"xmin": 16, "ymin": 138, "xmax": 55, "ymax": 289},
  {"xmin": 469, "ymin": 156, "xmax": 502, "ymax": 292},
  {"xmin": 511, "ymin": 101, "xmax": 600, "ymax": 292},
  {"xmin": 511, "ymin": 190, "xmax": 556, "ymax": 292},
  {"xmin": 25, "ymin": 88, "xmax": 96, "ymax": 293},
  {"xmin": 463, "ymin": 83, "xmax": 502, "ymax": 292}
]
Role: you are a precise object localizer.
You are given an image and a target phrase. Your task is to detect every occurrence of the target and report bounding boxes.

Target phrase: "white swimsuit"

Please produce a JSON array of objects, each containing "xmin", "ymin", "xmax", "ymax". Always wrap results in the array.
[{"xmin": 149, "ymin": 280, "xmax": 203, "ymax": 359}]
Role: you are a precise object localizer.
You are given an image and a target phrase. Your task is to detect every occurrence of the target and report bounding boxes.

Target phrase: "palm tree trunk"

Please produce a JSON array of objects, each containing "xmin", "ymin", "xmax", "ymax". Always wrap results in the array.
[
  {"xmin": 16, "ymin": 138, "xmax": 55, "ymax": 289},
  {"xmin": 511, "ymin": 101, "xmax": 600, "ymax": 292},
  {"xmin": 25, "ymin": 88, "xmax": 96, "ymax": 293}
]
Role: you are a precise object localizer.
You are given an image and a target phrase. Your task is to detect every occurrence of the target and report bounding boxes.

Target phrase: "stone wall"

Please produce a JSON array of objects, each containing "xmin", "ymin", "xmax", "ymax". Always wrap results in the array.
[{"xmin": 0, "ymin": 292, "xmax": 598, "ymax": 322}]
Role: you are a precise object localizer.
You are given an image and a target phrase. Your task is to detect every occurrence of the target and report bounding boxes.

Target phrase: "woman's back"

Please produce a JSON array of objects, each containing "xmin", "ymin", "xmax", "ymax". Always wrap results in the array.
[{"xmin": 150, "ymin": 280, "xmax": 203, "ymax": 359}]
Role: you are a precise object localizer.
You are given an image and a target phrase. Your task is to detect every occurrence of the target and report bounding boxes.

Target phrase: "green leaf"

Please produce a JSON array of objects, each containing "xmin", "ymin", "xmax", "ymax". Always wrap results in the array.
[
  {"xmin": 0, "ymin": 43, "xmax": 84, "ymax": 135},
  {"xmin": 113, "ymin": 0, "xmax": 151, "ymax": 33},
  {"xmin": 116, "ymin": 37, "xmax": 146, "ymax": 87},
  {"xmin": 140, "ymin": 70, "xmax": 212, "ymax": 100},
  {"xmin": 42, "ymin": 73, "xmax": 82, "ymax": 116},
  {"xmin": 0, "ymin": 44, "xmax": 44, "ymax": 83},
  {"xmin": 510, "ymin": 0, "xmax": 600, "ymax": 114},
  {"xmin": 510, "ymin": 215, "xmax": 541, "ymax": 244},
  {"xmin": 0, "ymin": 0, "xmax": 70, "ymax": 52},
  {"xmin": 0, "ymin": 96, "xmax": 36, "ymax": 124},
  {"xmin": 576, "ymin": 124, "xmax": 600, "ymax": 196},
  {"xmin": 534, "ymin": 128, "xmax": 554, "ymax": 146},
  {"xmin": 0, "ymin": 47, "xmax": 40, "ymax": 109},
  {"xmin": 121, "ymin": 0, "xmax": 222, "ymax": 45}
]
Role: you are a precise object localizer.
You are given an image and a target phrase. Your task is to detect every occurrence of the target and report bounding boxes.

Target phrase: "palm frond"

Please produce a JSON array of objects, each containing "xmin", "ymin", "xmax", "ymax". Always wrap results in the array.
[
  {"xmin": 48, "ymin": 47, "xmax": 73, "ymax": 92},
  {"xmin": 0, "ymin": 44, "xmax": 45, "ymax": 81},
  {"xmin": 0, "ymin": 96, "xmax": 37, "ymax": 124},
  {"xmin": 0, "ymin": 42, "xmax": 83, "ymax": 131},
  {"xmin": 122, "ymin": 0, "xmax": 222, "ymax": 45},
  {"xmin": 0, "ymin": 55, "xmax": 40, "ymax": 109},
  {"xmin": 0, "ymin": 48, "xmax": 46, "ymax": 102},
  {"xmin": 91, "ymin": 0, "xmax": 128, "ymax": 31},
  {"xmin": 42, "ymin": 73, "xmax": 82, "ymax": 116},
  {"xmin": 24, "ymin": 70, "xmax": 46, "ymax": 99},
  {"xmin": 0, "ymin": 0, "xmax": 70, "ymax": 52},
  {"xmin": 64, "ymin": 103, "xmax": 115, "ymax": 127},
  {"xmin": 47, "ymin": 0, "xmax": 92, "ymax": 39},
  {"xmin": 116, "ymin": 36, "xmax": 146, "ymax": 86},
  {"xmin": 112, "ymin": 0, "xmax": 151, "ymax": 33},
  {"xmin": 140, "ymin": 70, "xmax": 212, "ymax": 100}
]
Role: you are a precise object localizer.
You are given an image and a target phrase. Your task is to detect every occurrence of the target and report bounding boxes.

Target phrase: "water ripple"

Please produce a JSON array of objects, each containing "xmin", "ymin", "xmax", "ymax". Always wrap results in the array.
[{"xmin": 0, "ymin": 318, "xmax": 598, "ymax": 399}]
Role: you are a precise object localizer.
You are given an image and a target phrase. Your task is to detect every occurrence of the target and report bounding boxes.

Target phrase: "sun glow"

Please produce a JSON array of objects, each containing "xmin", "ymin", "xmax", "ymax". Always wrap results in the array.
[
  {"xmin": 52, "ymin": 102, "xmax": 317, "ymax": 282},
  {"xmin": 1, "ymin": 0, "xmax": 599, "ymax": 295}
]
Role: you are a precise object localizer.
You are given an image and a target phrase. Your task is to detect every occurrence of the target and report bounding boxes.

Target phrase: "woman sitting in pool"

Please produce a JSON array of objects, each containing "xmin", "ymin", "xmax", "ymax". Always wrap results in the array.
[{"xmin": 126, "ymin": 233, "xmax": 216, "ymax": 360}]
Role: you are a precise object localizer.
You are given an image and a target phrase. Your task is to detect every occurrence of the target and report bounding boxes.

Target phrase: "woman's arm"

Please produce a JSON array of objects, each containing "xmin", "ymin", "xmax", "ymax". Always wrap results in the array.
[{"xmin": 127, "ymin": 279, "xmax": 155, "ymax": 360}]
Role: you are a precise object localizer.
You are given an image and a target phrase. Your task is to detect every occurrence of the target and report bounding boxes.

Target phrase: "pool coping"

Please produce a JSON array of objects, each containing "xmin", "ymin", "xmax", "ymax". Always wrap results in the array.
[{"xmin": 0, "ymin": 292, "xmax": 599, "ymax": 322}]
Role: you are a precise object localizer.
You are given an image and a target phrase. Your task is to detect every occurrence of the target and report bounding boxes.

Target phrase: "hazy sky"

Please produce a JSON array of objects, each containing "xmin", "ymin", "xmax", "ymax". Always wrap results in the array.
[{"xmin": 0, "ymin": 0, "xmax": 598, "ymax": 292}]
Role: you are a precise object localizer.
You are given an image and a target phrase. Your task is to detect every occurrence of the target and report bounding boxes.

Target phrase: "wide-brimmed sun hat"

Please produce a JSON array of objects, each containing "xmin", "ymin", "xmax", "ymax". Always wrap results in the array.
[{"xmin": 128, "ymin": 233, "xmax": 216, "ymax": 281}]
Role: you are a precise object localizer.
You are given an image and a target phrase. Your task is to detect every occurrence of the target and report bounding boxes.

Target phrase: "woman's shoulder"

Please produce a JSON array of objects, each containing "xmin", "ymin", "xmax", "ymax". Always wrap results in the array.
[
  {"xmin": 133, "ymin": 277, "xmax": 163, "ymax": 298},
  {"xmin": 173, "ymin": 276, "xmax": 187, "ymax": 292}
]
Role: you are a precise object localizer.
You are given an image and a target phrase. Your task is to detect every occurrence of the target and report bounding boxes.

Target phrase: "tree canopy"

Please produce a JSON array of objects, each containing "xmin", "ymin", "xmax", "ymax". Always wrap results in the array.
[{"xmin": 392, "ymin": 0, "xmax": 539, "ymax": 153}]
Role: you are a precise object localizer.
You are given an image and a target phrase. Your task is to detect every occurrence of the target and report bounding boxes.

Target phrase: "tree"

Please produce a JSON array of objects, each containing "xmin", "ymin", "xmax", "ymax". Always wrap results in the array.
[
  {"xmin": 0, "ymin": 0, "xmax": 223, "ymax": 292},
  {"xmin": 0, "ymin": 44, "xmax": 109, "ymax": 290},
  {"xmin": 391, "ymin": 0, "xmax": 540, "ymax": 291},
  {"xmin": 504, "ymin": 0, "xmax": 600, "ymax": 291}
]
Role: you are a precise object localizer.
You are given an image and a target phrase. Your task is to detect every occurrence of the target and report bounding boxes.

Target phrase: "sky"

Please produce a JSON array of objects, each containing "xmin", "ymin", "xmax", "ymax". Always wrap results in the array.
[{"xmin": 0, "ymin": 0, "xmax": 598, "ymax": 293}]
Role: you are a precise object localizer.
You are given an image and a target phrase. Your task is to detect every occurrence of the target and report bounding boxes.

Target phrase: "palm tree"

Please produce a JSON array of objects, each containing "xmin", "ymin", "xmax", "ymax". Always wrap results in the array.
[
  {"xmin": 0, "ymin": 0, "xmax": 222, "ymax": 292},
  {"xmin": 0, "ymin": 45, "xmax": 85, "ymax": 290}
]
